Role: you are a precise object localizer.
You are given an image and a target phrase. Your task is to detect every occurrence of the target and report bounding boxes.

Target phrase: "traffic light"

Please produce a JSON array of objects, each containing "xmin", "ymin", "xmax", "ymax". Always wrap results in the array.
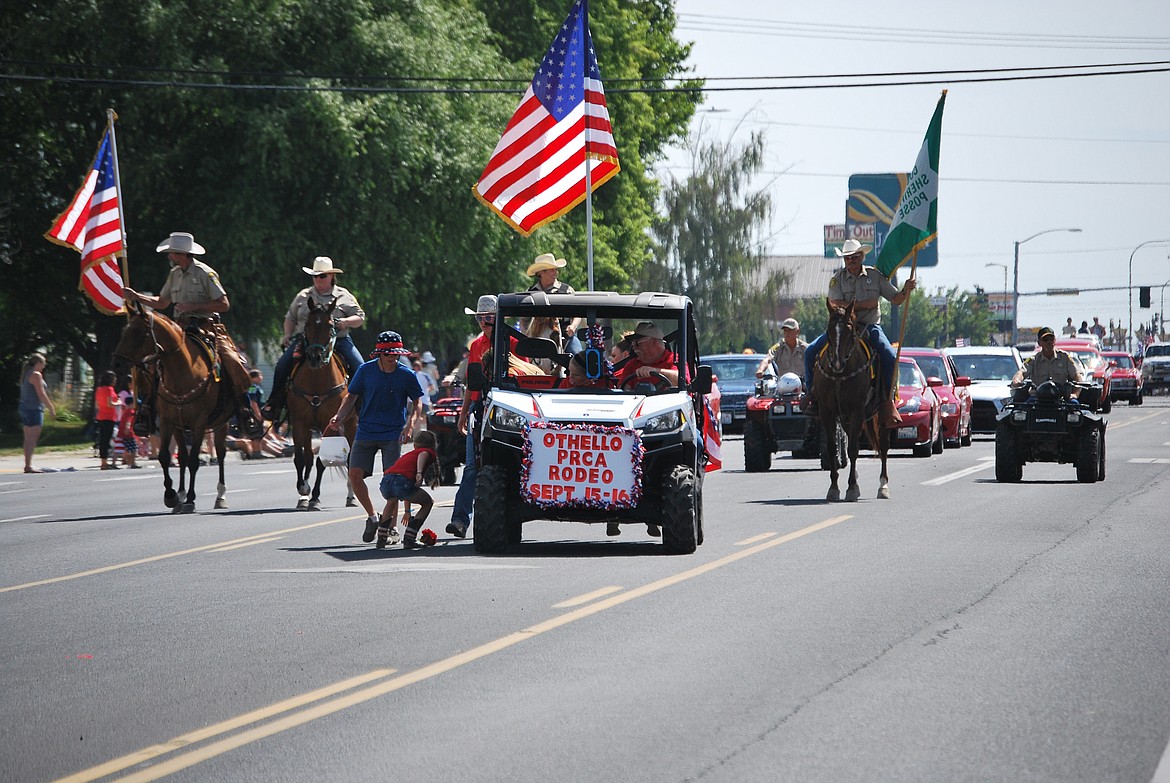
[{"xmin": 1139, "ymin": 286, "xmax": 1151, "ymax": 308}]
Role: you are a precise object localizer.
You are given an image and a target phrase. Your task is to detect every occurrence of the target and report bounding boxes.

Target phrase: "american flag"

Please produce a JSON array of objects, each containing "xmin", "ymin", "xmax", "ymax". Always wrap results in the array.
[
  {"xmin": 703, "ymin": 396, "xmax": 723, "ymax": 472},
  {"xmin": 473, "ymin": 0, "xmax": 619, "ymax": 236},
  {"xmin": 44, "ymin": 129, "xmax": 126, "ymax": 314}
]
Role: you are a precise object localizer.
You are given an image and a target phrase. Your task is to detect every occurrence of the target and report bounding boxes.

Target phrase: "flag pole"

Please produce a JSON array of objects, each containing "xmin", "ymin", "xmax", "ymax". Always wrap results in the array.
[
  {"xmin": 106, "ymin": 108, "xmax": 131, "ymax": 307},
  {"xmin": 583, "ymin": 0, "xmax": 595, "ymax": 292},
  {"xmin": 894, "ymin": 250, "xmax": 918, "ymax": 369}
]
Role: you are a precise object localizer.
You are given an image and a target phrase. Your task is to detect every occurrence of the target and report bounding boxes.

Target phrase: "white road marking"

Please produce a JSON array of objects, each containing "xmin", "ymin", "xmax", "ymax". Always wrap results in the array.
[
  {"xmin": 0, "ymin": 514, "xmax": 50, "ymax": 523},
  {"xmin": 260, "ymin": 563, "xmax": 541, "ymax": 574},
  {"xmin": 95, "ymin": 475, "xmax": 157, "ymax": 482},
  {"xmin": 0, "ymin": 488, "xmax": 32, "ymax": 495},
  {"xmin": 921, "ymin": 461, "xmax": 996, "ymax": 485},
  {"xmin": 1127, "ymin": 458, "xmax": 1170, "ymax": 464},
  {"xmin": 244, "ymin": 469, "xmax": 296, "ymax": 475},
  {"xmin": 0, "ymin": 481, "xmax": 24, "ymax": 487}
]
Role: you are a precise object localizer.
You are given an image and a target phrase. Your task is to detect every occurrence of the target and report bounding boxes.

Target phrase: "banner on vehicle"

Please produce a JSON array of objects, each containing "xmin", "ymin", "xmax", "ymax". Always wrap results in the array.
[{"xmin": 521, "ymin": 422, "xmax": 643, "ymax": 510}]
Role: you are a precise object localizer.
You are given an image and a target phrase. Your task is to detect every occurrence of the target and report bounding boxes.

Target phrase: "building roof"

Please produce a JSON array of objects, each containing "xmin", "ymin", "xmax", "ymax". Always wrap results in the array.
[{"xmin": 760, "ymin": 255, "xmax": 841, "ymax": 299}]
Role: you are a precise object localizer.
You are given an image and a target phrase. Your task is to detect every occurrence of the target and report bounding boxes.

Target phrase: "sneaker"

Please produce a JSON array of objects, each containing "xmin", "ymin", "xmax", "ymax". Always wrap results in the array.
[
  {"xmin": 646, "ymin": 524, "xmax": 661, "ymax": 537},
  {"xmin": 386, "ymin": 526, "xmax": 401, "ymax": 545},
  {"xmin": 402, "ymin": 537, "xmax": 423, "ymax": 550},
  {"xmin": 362, "ymin": 515, "xmax": 379, "ymax": 543},
  {"xmin": 446, "ymin": 520, "xmax": 467, "ymax": 539}
]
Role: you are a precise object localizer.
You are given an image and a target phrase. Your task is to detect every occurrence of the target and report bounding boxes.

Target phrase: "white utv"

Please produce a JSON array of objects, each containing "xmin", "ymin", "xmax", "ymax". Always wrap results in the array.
[{"xmin": 467, "ymin": 291, "xmax": 715, "ymax": 554}]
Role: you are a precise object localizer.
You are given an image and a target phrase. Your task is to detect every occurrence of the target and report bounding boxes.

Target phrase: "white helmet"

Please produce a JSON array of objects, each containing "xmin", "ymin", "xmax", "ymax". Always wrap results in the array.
[{"xmin": 777, "ymin": 372, "xmax": 803, "ymax": 395}]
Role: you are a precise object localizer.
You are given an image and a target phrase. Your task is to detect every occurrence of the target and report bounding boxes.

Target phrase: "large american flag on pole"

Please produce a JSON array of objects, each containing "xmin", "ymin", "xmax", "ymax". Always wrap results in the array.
[
  {"xmin": 473, "ymin": 0, "xmax": 619, "ymax": 236},
  {"xmin": 44, "ymin": 129, "xmax": 126, "ymax": 314}
]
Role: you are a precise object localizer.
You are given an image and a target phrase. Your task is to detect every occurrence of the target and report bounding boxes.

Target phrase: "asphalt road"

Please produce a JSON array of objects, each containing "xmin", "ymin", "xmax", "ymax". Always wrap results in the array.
[{"xmin": 4, "ymin": 401, "xmax": 1170, "ymax": 783}]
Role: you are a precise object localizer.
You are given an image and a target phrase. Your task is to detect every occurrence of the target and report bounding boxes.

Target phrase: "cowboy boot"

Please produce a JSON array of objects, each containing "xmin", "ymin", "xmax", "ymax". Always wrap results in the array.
[
  {"xmin": 880, "ymin": 398, "xmax": 902, "ymax": 427},
  {"xmin": 262, "ymin": 386, "xmax": 286, "ymax": 422},
  {"xmin": 237, "ymin": 393, "xmax": 266, "ymax": 439}
]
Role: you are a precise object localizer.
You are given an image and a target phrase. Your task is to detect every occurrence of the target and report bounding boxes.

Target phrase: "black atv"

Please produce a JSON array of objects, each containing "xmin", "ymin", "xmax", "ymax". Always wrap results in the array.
[{"xmin": 994, "ymin": 379, "xmax": 1106, "ymax": 483}]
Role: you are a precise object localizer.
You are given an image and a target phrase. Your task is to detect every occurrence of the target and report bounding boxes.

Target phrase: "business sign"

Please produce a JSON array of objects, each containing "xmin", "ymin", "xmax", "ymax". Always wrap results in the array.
[
  {"xmin": 522, "ymin": 423, "xmax": 643, "ymax": 510},
  {"xmin": 987, "ymin": 292, "xmax": 1014, "ymax": 319},
  {"xmin": 846, "ymin": 173, "xmax": 938, "ymax": 269},
  {"xmin": 824, "ymin": 223, "xmax": 875, "ymax": 258}
]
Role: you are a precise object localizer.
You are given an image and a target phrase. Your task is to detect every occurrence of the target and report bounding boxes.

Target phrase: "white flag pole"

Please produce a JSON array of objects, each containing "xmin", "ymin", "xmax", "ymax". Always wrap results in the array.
[
  {"xmin": 583, "ymin": 0, "xmax": 595, "ymax": 292},
  {"xmin": 106, "ymin": 107, "xmax": 131, "ymax": 301}
]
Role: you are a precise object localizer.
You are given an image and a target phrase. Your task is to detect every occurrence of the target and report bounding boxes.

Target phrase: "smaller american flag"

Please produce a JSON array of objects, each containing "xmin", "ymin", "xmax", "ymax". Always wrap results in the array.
[
  {"xmin": 703, "ymin": 396, "xmax": 723, "ymax": 472},
  {"xmin": 45, "ymin": 129, "xmax": 126, "ymax": 314},
  {"xmin": 954, "ymin": 337, "xmax": 970, "ymax": 347},
  {"xmin": 474, "ymin": 0, "xmax": 619, "ymax": 236}
]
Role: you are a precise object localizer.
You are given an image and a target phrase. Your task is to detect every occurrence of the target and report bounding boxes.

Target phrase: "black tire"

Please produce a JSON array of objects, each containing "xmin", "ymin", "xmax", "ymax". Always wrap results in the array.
[
  {"xmin": 1100, "ymin": 396, "xmax": 1112, "ymax": 414},
  {"xmin": 960, "ymin": 419, "xmax": 973, "ymax": 447},
  {"xmin": 931, "ymin": 416, "xmax": 944, "ymax": 454},
  {"xmin": 1076, "ymin": 427, "xmax": 1100, "ymax": 483},
  {"xmin": 1097, "ymin": 428, "xmax": 1107, "ymax": 482},
  {"xmin": 1133, "ymin": 394, "xmax": 1144, "ymax": 406},
  {"xmin": 473, "ymin": 465, "xmax": 510, "ymax": 553},
  {"xmin": 913, "ymin": 430, "xmax": 933, "ymax": 458},
  {"xmin": 743, "ymin": 419, "xmax": 772, "ymax": 472},
  {"xmin": 994, "ymin": 423, "xmax": 1022, "ymax": 482},
  {"xmin": 661, "ymin": 465, "xmax": 698, "ymax": 555}
]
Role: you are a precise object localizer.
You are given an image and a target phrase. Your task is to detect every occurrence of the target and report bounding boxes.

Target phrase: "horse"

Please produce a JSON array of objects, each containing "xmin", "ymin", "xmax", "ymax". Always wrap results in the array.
[
  {"xmin": 812, "ymin": 301, "xmax": 891, "ymax": 502},
  {"xmin": 285, "ymin": 296, "xmax": 356, "ymax": 510},
  {"xmin": 112, "ymin": 307, "xmax": 231, "ymax": 513}
]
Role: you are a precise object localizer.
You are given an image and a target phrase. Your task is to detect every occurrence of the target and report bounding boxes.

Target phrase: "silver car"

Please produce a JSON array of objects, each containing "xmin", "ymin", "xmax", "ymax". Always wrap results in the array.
[{"xmin": 943, "ymin": 346, "xmax": 1024, "ymax": 433}]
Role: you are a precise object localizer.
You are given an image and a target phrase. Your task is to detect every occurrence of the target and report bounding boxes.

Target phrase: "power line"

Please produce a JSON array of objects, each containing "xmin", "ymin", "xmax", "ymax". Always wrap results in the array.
[{"xmin": 657, "ymin": 166, "xmax": 1170, "ymax": 187}]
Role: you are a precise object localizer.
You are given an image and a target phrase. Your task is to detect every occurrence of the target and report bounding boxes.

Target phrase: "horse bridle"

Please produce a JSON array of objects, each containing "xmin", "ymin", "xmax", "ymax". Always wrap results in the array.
[
  {"xmin": 818, "ymin": 314, "xmax": 870, "ymax": 381},
  {"xmin": 303, "ymin": 302, "xmax": 338, "ymax": 368}
]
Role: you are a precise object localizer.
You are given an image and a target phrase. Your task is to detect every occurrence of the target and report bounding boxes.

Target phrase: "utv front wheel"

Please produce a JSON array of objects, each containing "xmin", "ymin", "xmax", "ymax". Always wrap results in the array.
[
  {"xmin": 1076, "ymin": 427, "xmax": 1100, "ymax": 484},
  {"xmin": 994, "ymin": 423, "xmax": 1022, "ymax": 482},
  {"xmin": 661, "ymin": 465, "xmax": 698, "ymax": 555},
  {"xmin": 473, "ymin": 465, "xmax": 511, "ymax": 553}
]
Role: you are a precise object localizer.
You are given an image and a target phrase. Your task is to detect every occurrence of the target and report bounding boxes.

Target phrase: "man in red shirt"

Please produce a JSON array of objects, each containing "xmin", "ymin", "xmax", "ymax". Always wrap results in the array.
[{"xmin": 616, "ymin": 322, "xmax": 680, "ymax": 386}]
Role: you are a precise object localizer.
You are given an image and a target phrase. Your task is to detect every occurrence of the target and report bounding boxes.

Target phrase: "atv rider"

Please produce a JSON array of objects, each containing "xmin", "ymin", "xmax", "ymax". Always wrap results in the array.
[{"xmin": 1012, "ymin": 326, "xmax": 1082, "ymax": 399}]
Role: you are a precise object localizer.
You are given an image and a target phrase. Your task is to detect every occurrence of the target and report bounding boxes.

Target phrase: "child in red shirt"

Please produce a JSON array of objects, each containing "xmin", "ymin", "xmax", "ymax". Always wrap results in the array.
[
  {"xmin": 94, "ymin": 371, "xmax": 122, "ymax": 470},
  {"xmin": 371, "ymin": 430, "xmax": 439, "ymax": 549}
]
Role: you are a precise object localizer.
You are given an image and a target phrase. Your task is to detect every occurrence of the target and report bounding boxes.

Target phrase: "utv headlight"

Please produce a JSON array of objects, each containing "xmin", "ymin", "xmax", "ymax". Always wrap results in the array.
[
  {"xmin": 642, "ymin": 410, "xmax": 683, "ymax": 433},
  {"xmin": 1012, "ymin": 410, "xmax": 1027, "ymax": 422},
  {"xmin": 1066, "ymin": 411, "xmax": 1082, "ymax": 424},
  {"xmin": 490, "ymin": 406, "xmax": 527, "ymax": 432}
]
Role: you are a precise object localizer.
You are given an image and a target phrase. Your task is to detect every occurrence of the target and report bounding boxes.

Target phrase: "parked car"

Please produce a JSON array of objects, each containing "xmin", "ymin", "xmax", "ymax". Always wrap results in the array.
[
  {"xmin": 943, "ymin": 346, "xmax": 1024, "ymax": 433},
  {"xmin": 1141, "ymin": 342, "xmax": 1170, "ymax": 394},
  {"xmin": 889, "ymin": 357, "xmax": 943, "ymax": 457},
  {"xmin": 1102, "ymin": 350, "xmax": 1143, "ymax": 404},
  {"xmin": 901, "ymin": 347, "xmax": 972, "ymax": 447},
  {"xmin": 700, "ymin": 353, "xmax": 765, "ymax": 434},
  {"xmin": 1054, "ymin": 339, "xmax": 1112, "ymax": 412}
]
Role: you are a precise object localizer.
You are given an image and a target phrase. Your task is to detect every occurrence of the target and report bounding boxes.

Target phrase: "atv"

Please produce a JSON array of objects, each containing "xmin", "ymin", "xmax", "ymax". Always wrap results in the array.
[
  {"xmin": 994, "ymin": 379, "xmax": 1106, "ymax": 483},
  {"xmin": 426, "ymin": 391, "xmax": 465, "ymax": 486},
  {"xmin": 468, "ymin": 291, "xmax": 715, "ymax": 555},
  {"xmin": 743, "ymin": 370, "xmax": 846, "ymax": 472}
]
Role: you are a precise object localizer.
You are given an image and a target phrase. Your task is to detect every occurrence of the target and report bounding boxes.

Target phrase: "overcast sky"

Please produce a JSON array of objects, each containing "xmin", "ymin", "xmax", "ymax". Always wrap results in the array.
[{"xmin": 656, "ymin": 0, "xmax": 1170, "ymax": 340}]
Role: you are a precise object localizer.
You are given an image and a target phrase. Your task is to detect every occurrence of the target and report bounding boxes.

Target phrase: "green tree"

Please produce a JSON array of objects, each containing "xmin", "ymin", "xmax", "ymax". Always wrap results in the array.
[
  {"xmin": 640, "ymin": 130, "xmax": 785, "ymax": 353},
  {"xmin": 1, "ymin": 0, "xmax": 700, "ymax": 426}
]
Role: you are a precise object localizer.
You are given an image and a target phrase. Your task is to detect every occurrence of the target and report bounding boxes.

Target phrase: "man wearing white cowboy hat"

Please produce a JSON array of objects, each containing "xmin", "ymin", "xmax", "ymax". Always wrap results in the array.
[
  {"xmin": 122, "ymin": 232, "xmax": 265, "ymax": 439},
  {"xmin": 330, "ymin": 330, "xmax": 426, "ymax": 542},
  {"xmin": 757, "ymin": 317, "xmax": 807, "ymax": 379},
  {"xmin": 802, "ymin": 238, "xmax": 917, "ymax": 425},
  {"xmin": 447, "ymin": 295, "xmax": 509, "ymax": 538},
  {"xmin": 525, "ymin": 252, "xmax": 583, "ymax": 353},
  {"xmin": 262, "ymin": 256, "xmax": 366, "ymax": 420}
]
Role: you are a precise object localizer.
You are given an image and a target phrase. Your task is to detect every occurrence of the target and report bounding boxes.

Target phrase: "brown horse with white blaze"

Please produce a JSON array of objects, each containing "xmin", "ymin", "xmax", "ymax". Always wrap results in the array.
[
  {"xmin": 285, "ymin": 296, "xmax": 356, "ymax": 510},
  {"xmin": 812, "ymin": 301, "xmax": 891, "ymax": 501},
  {"xmin": 112, "ymin": 306, "xmax": 232, "ymax": 512}
]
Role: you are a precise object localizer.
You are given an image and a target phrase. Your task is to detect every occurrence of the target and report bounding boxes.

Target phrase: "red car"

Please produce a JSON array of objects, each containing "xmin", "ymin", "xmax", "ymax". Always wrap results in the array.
[
  {"xmin": 1053, "ymin": 339, "xmax": 1112, "ymax": 413},
  {"xmin": 901, "ymin": 347, "xmax": 972, "ymax": 448},
  {"xmin": 1102, "ymin": 350, "xmax": 1143, "ymax": 405},
  {"xmin": 890, "ymin": 357, "xmax": 943, "ymax": 457}
]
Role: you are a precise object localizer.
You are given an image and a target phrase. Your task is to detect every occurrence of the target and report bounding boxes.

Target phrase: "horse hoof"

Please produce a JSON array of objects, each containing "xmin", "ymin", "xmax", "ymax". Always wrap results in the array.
[
  {"xmin": 163, "ymin": 492, "xmax": 177, "ymax": 509},
  {"xmin": 171, "ymin": 504, "xmax": 183, "ymax": 514},
  {"xmin": 346, "ymin": 498, "xmax": 358, "ymax": 508},
  {"xmin": 296, "ymin": 499, "xmax": 309, "ymax": 511},
  {"xmin": 307, "ymin": 499, "xmax": 322, "ymax": 511},
  {"xmin": 297, "ymin": 482, "xmax": 311, "ymax": 496},
  {"xmin": 181, "ymin": 503, "xmax": 196, "ymax": 514},
  {"xmin": 826, "ymin": 488, "xmax": 841, "ymax": 502},
  {"xmin": 877, "ymin": 486, "xmax": 890, "ymax": 500},
  {"xmin": 845, "ymin": 487, "xmax": 861, "ymax": 502},
  {"xmin": 214, "ymin": 499, "xmax": 228, "ymax": 509}
]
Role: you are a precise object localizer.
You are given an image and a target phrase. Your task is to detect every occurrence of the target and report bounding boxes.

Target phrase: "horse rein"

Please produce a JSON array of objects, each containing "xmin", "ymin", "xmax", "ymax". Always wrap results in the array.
[{"xmin": 817, "ymin": 315, "xmax": 871, "ymax": 381}]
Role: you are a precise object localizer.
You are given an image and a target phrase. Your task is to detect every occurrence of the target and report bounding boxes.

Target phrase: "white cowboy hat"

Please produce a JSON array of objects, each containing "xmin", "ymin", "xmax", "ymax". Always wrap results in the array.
[
  {"xmin": 302, "ymin": 256, "xmax": 344, "ymax": 275},
  {"xmin": 835, "ymin": 239, "xmax": 873, "ymax": 257},
  {"xmin": 464, "ymin": 294, "xmax": 498, "ymax": 316},
  {"xmin": 155, "ymin": 232, "xmax": 205, "ymax": 255},
  {"xmin": 526, "ymin": 253, "xmax": 567, "ymax": 276}
]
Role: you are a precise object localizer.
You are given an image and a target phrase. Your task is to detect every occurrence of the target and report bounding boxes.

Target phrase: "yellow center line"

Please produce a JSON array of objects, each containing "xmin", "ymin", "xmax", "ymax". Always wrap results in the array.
[
  {"xmin": 1, "ymin": 515, "xmax": 365, "ymax": 594},
  {"xmin": 54, "ymin": 669, "xmax": 397, "ymax": 783},
  {"xmin": 208, "ymin": 536, "xmax": 285, "ymax": 553},
  {"xmin": 1106, "ymin": 410, "xmax": 1163, "ymax": 430},
  {"xmin": 78, "ymin": 514, "xmax": 854, "ymax": 783},
  {"xmin": 551, "ymin": 586, "xmax": 623, "ymax": 608}
]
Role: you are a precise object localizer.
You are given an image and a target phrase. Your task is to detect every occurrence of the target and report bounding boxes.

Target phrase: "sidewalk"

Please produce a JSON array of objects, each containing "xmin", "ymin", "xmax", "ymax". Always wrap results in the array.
[{"xmin": 0, "ymin": 448, "xmax": 286, "ymax": 475}]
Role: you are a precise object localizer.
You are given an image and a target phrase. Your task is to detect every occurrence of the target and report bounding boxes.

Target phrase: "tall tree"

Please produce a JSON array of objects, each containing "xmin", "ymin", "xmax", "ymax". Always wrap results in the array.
[{"xmin": 641, "ymin": 130, "xmax": 785, "ymax": 352}]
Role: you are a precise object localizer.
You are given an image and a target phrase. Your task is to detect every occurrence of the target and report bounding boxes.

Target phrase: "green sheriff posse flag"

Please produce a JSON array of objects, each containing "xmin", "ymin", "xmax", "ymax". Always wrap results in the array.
[{"xmin": 875, "ymin": 91, "xmax": 946, "ymax": 278}]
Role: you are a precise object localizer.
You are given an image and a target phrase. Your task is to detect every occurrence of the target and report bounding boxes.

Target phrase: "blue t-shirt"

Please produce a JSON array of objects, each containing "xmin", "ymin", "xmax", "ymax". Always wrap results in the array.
[{"xmin": 347, "ymin": 359, "xmax": 423, "ymax": 441}]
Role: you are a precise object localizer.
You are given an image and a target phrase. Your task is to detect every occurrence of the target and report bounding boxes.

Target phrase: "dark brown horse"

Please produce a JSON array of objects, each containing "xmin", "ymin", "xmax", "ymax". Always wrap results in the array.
[
  {"xmin": 812, "ymin": 301, "xmax": 890, "ymax": 501},
  {"xmin": 112, "ymin": 307, "xmax": 232, "ymax": 512},
  {"xmin": 286, "ymin": 296, "xmax": 355, "ymax": 510}
]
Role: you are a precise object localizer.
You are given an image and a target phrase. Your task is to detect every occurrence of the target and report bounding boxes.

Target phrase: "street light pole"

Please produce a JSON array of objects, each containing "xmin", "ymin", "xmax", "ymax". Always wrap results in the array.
[
  {"xmin": 1128, "ymin": 240, "xmax": 1170, "ymax": 352},
  {"xmin": 985, "ymin": 262, "xmax": 1008, "ymax": 345},
  {"xmin": 1012, "ymin": 227, "xmax": 1082, "ymax": 347}
]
